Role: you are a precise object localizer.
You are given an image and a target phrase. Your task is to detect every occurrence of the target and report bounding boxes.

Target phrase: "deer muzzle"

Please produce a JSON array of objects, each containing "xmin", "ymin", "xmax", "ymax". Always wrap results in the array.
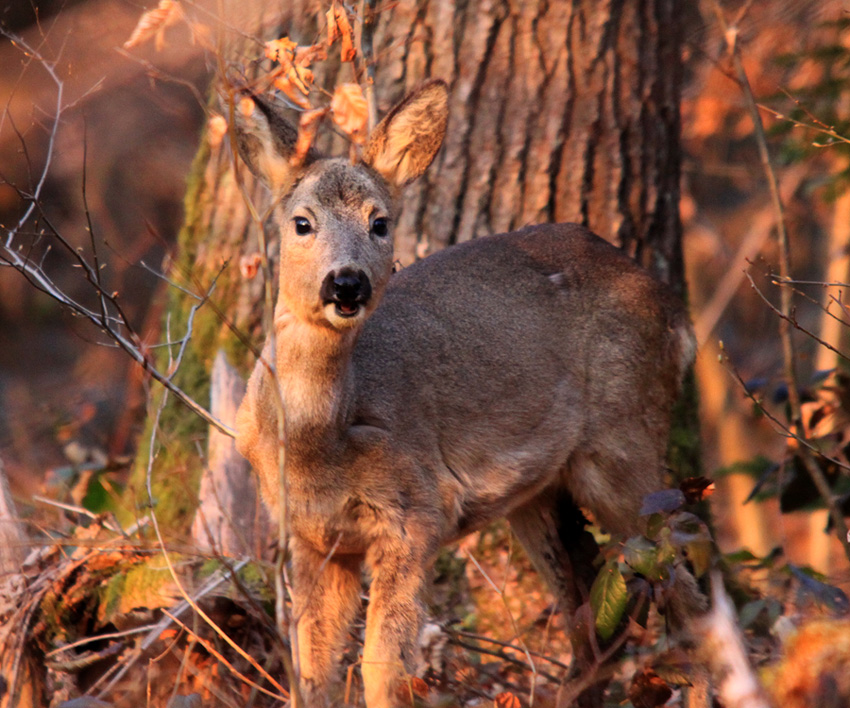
[{"xmin": 320, "ymin": 267, "xmax": 373, "ymax": 318}]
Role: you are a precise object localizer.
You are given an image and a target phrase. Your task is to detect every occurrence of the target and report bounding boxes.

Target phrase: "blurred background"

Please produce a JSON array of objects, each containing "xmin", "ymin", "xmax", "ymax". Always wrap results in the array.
[{"xmin": 1, "ymin": 0, "xmax": 849, "ymax": 583}]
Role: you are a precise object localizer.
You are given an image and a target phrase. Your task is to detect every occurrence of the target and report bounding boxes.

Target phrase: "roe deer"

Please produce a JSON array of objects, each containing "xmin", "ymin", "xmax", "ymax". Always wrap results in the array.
[{"xmin": 233, "ymin": 79, "xmax": 701, "ymax": 708}]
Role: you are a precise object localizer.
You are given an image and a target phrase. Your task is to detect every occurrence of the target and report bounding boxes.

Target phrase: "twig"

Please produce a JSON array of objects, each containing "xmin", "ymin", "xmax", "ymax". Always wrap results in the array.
[
  {"xmin": 450, "ymin": 629, "xmax": 570, "ymax": 671},
  {"xmin": 448, "ymin": 640, "xmax": 562, "ymax": 684},
  {"xmin": 712, "ymin": 0, "xmax": 850, "ymax": 563},
  {"xmin": 722, "ymin": 347, "xmax": 850, "ymax": 476},
  {"xmin": 164, "ymin": 610, "xmax": 288, "ymax": 702},
  {"xmin": 695, "ymin": 572, "xmax": 771, "ymax": 708},
  {"xmin": 45, "ymin": 626, "xmax": 156, "ymax": 658},
  {"xmin": 555, "ymin": 593, "xmax": 647, "ymax": 708},
  {"xmin": 745, "ymin": 269, "xmax": 850, "ymax": 364},
  {"xmin": 358, "ymin": 0, "xmax": 379, "ymax": 131},
  {"xmin": 465, "ymin": 549, "xmax": 538, "ymax": 706},
  {"xmin": 220, "ymin": 70, "xmax": 302, "ymax": 705},
  {"xmin": 131, "ymin": 389, "xmax": 287, "ymax": 698}
]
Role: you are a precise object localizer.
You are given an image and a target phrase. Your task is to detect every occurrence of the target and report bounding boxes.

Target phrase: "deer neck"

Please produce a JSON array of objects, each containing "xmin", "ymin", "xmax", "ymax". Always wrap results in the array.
[{"xmin": 272, "ymin": 306, "xmax": 357, "ymax": 457}]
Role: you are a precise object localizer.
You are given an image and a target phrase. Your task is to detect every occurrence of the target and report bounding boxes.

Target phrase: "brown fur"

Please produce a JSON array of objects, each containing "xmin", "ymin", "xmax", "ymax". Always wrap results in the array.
[{"xmin": 232, "ymin": 80, "xmax": 698, "ymax": 708}]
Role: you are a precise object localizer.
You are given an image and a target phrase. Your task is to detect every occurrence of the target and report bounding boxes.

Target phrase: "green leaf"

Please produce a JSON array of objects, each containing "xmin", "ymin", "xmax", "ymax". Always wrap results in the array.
[
  {"xmin": 590, "ymin": 559, "xmax": 628, "ymax": 641},
  {"xmin": 645, "ymin": 513, "xmax": 665, "ymax": 541},
  {"xmin": 623, "ymin": 536, "xmax": 659, "ymax": 578},
  {"xmin": 738, "ymin": 599, "xmax": 767, "ymax": 629}
]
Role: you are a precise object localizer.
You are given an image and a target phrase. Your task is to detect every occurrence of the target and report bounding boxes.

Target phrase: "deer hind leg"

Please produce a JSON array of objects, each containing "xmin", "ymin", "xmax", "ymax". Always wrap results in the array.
[
  {"xmin": 507, "ymin": 486, "xmax": 606, "ymax": 708},
  {"xmin": 361, "ymin": 535, "xmax": 431, "ymax": 708},
  {"xmin": 290, "ymin": 538, "xmax": 363, "ymax": 708}
]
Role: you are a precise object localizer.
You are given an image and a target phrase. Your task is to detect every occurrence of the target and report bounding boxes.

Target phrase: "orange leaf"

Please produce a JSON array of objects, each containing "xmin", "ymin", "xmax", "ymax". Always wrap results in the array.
[
  {"xmin": 239, "ymin": 253, "xmax": 263, "ymax": 279},
  {"xmin": 207, "ymin": 114, "xmax": 228, "ymax": 148},
  {"xmin": 295, "ymin": 43, "xmax": 328, "ymax": 67},
  {"xmin": 265, "ymin": 36, "xmax": 297, "ymax": 64},
  {"xmin": 274, "ymin": 69, "xmax": 313, "ymax": 110},
  {"xmin": 238, "ymin": 96, "xmax": 255, "ymax": 118},
  {"xmin": 340, "ymin": 24, "xmax": 356, "ymax": 62},
  {"xmin": 494, "ymin": 692, "xmax": 522, "ymax": 708},
  {"xmin": 326, "ymin": 3, "xmax": 341, "ymax": 44},
  {"xmin": 410, "ymin": 677, "xmax": 429, "ymax": 698},
  {"xmin": 123, "ymin": 0, "xmax": 184, "ymax": 50},
  {"xmin": 327, "ymin": 1, "xmax": 355, "ymax": 62},
  {"xmin": 331, "ymin": 83, "xmax": 368, "ymax": 144},
  {"xmin": 292, "ymin": 108, "xmax": 329, "ymax": 167}
]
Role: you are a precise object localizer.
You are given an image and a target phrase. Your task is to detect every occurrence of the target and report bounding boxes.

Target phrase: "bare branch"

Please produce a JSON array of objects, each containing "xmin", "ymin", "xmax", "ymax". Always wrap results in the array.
[{"xmin": 712, "ymin": 0, "xmax": 850, "ymax": 563}]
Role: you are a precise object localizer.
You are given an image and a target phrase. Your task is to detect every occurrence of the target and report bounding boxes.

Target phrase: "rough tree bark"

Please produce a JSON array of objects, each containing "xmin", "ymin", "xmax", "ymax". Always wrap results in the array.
[{"xmin": 130, "ymin": 0, "xmax": 698, "ymax": 539}]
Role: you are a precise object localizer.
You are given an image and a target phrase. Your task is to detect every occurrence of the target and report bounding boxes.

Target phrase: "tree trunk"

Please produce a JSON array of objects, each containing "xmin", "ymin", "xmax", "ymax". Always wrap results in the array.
[{"xmin": 129, "ymin": 0, "xmax": 695, "ymax": 529}]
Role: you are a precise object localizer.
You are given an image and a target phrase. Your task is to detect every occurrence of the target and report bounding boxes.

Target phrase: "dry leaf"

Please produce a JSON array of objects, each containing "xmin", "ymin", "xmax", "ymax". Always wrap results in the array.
[
  {"xmin": 238, "ymin": 96, "xmax": 255, "ymax": 118},
  {"xmin": 331, "ymin": 83, "xmax": 368, "ymax": 144},
  {"xmin": 628, "ymin": 669, "xmax": 673, "ymax": 708},
  {"xmin": 239, "ymin": 253, "xmax": 263, "ymax": 280},
  {"xmin": 410, "ymin": 677, "xmax": 428, "ymax": 698},
  {"xmin": 494, "ymin": 692, "xmax": 522, "ymax": 708},
  {"xmin": 265, "ymin": 36, "xmax": 297, "ymax": 64},
  {"xmin": 326, "ymin": 1, "xmax": 355, "ymax": 62},
  {"xmin": 274, "ymin": 69, "xmax": 313, "ymax": 110},
  {"xmin": 123, "ymin": 0, "xmax": 184, "ymax": 50},
  {"xmin": 679, "ymin": 476, "xmax": 716, "ymax": 504},
  {"xmin": 207, "ymin": 114, "xmax": 228, "ymax": 148},
  {"xmin": 189, "ymin": 22, "xmax": 214, "ymax": 51},
  {"xmin": 326, "ymin": 3, "xmax": 341, "ymax": 44},
  {"xmin": 295, "ymin": 43, "xmax": 328, "ymax": 67},
  {"xmin": 292, "ymin": 108, "xmax": 329, "ymax": 166}
]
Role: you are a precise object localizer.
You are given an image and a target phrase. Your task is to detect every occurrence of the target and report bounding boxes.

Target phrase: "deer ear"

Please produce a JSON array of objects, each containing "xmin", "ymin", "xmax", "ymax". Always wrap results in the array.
[
  {"xmin": 364, "ymin": 79, "xmax": 449, "ymax": 188},
  {"xmin": 229, "ymin": 90, "xmax": 317, "ymax": 193}
]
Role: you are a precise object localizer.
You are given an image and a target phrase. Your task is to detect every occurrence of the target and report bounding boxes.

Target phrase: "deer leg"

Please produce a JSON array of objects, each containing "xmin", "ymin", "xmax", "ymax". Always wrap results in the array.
[
  {"xmin": 290, "ymin": 537, "xmax": 363, "ymax": 708},
  {"xmin": 507, "ymin": 488, "xmax": 605, "ymax": 708},
  {"xmin": 361, "ymin": 536, "xmax": 430, "ymax": 708}
]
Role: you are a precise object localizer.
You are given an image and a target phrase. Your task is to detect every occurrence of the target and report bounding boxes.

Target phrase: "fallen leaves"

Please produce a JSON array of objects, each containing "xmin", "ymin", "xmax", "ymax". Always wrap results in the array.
[{"xmin": 494, "ymin": 691, "xmax": 522, "ymax": 708}]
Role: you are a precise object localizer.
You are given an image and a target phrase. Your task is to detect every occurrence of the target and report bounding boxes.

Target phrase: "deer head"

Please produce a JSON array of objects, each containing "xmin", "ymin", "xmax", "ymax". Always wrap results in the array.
[{"xmin": 231, "ymin": 80, "xmax": 449, "ymax": 331}]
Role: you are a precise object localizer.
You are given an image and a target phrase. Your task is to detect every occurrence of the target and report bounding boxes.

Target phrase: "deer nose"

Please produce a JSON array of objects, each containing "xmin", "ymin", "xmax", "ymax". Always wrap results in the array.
[{"xmin": 320, "ymin": 268, "xmax": 372, "ymax": 314}]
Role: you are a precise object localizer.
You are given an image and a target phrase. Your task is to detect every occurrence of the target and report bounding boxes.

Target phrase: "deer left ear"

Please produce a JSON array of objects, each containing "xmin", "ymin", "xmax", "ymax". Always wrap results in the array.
[
  {"xmin": 228, "ymin": 89, "xmax": 318, "ymax": 194},
  {"xmin": 363, "ymin": 79, "xmax": 449, "ymax": 189}
]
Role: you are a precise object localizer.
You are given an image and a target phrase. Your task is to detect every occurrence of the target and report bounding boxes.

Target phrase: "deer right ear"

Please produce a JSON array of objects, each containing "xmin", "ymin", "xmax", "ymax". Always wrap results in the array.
[
  {"xmin": 364, "ymin": 79, "xmax": 449, "ymax": 189},
  {"xmin": 229, "ymin": 91, "xmax": 316, "ymax": 193}
]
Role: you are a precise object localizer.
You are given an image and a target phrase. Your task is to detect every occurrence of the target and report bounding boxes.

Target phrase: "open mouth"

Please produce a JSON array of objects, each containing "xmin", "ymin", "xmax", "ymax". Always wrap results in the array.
[{"xmin": 333, "ymin": 301, "xmax": 361, "ymax": 318}]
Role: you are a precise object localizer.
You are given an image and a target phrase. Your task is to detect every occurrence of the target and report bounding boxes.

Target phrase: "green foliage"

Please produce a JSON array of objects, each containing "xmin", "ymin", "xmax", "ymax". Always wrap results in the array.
[
  {"xmin": 98, "ymin": 554, "xmax": 179, "ymax": 625},
  {"xmin": 590, "ymin": 559, "xmax": 627, "ymax": 641}
]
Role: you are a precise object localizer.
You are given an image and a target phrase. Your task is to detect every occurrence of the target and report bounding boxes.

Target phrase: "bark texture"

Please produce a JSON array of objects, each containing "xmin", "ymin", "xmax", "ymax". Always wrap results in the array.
[{"xmin": 130, "ymin": 0, "xmax": 691, "ymax": 530}]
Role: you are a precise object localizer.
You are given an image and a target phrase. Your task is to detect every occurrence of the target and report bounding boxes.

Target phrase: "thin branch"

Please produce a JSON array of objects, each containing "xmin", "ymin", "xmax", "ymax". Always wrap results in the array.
[
  {"xmin": 449, "ymin": 628, "xmax": 570, "ymax": 671},
  {"xmin": 695, "ymin": 572, "xmax": 771, "ymax": 708},
  {"xmin": 137, "ymin": 389, "xmax": 288, "ymax": 699},
  {"xmin": 358, "ymin": 0, "xmax": 379, "ymax": 131},
  {"xmin": 221, "ymin": 71, "xmax": 301, "ymax": 703},
  {"xmin": 721, "ymin": 348, "xmax": 850, "ymax": 476},
  {"xmin": 745, "ymin": 270, "xmax": 850, "ymax": 364},
  {"xmin": 712, "ymin": 0, "xmax": 850, "ymax": 563},
  {"xmin": 465, "ymin": 549, "xmax": 538, "ymax": 705},
  {"xmin": 449, "ymin": 639, "xmax": 562, "ymax": 684},
  {"xmin": 163, "ymin": 610, "xmax": 288, "ymax": 702}
]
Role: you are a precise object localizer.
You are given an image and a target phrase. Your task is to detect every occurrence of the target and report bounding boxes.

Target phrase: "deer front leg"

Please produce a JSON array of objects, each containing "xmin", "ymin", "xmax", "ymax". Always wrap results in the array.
[
  {"xmin": 290, "ymin": 537, "xmax": 363, "ymax": 708},
  {"xmin": 362, "ymin": 537, "xmax": 430, "ymax": 708}
]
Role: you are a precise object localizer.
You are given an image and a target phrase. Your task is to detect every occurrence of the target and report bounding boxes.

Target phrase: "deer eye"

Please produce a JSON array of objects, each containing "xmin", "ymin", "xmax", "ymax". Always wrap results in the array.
[
  {"xmin": 294, "ymin": 217, "xmax": 313, "ymax": 235},
  {"xmin": 371, "ymin": 217, "xmax": 389, "ymax": 238}
]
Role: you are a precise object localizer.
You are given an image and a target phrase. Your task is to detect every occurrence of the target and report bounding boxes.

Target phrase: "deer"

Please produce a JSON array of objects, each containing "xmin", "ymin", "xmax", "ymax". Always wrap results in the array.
[{"xmin": 232, "ymin": 79, "xmax": 703, "ymax": 708}]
